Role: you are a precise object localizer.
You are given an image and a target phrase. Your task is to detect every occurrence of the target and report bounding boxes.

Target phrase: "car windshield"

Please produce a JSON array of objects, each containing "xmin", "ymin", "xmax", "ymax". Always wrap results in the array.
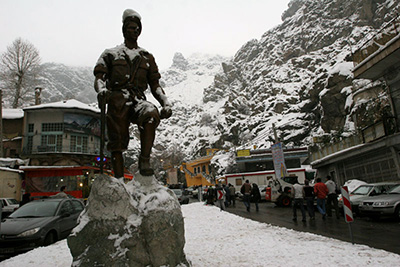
[
  {"xmin": 352, "ymin": 185, "xmax": 372, "ymax": 195},
  {"xmin": 388, "ymin": 185, "xmax": 400, "ymax": 194},
  {"xmin": 283, "ymin": 177, "xmax": 298, "ymax": 185},
  {"xmin": 7, "ymin": 199, "xmax": 19, "ymax": 205},
  {"xmin": 9, "ymin": 201, "xmax": 60, "ymax": 218}
]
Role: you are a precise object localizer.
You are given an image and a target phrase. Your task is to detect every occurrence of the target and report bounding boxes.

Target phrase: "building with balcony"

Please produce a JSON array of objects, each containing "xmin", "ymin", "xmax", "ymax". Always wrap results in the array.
[
  {"xmin": 181, "ymin": 149, "xmax": 218, "ymax": 187},
  {"xmin": 21, "ymin": 99, "xmax": 102, "ymax": 167},
  {"xmin": 311, "ymin": 15, "xmax": 400, "ymax": 186}
]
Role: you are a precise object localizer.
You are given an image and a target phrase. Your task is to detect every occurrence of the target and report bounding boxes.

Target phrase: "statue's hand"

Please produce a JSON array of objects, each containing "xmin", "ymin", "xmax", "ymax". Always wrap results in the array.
[
  {"xmin": 97, "ymin": 89, "xmax": 108, "ymax": 109},
  {"xmin": 160, "ymin": 105, "xmax": 172, "ymax": 119}
]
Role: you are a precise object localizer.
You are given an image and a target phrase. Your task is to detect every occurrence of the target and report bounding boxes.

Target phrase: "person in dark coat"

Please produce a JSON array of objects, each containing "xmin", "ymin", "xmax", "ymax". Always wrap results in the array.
[
  {"xmin": 303, "ymin": 179, "xmax": 315, "ymax": 220},
  {"xmin": 223, "ymin": 184, "xmax": 230, "ymax": 207},
  {"xmin": 251, "ymin": 183, "xmax": 261, "ymax": 212},
  {"xmin": 206, "ymin": 186, "xmax": 215, "ymax": 205}
]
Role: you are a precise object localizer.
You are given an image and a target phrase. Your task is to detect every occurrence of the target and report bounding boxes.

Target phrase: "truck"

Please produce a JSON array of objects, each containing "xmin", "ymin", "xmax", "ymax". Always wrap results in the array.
[{"xmin": 224, "ymin": 168, "xmax": 306, "ymax": 207}]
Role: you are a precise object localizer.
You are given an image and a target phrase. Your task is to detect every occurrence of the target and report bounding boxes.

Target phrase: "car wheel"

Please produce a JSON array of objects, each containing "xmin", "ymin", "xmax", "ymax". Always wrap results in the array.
[
  {"xmin": 277, "ymin": 195, "xmax": 291, "ymax": 207},
  {"xmin": 281, "ymin": 196, "xmax": 291, "ymax": 207},
  {"xmin": 44, "ymin": 231, "xmax": 57, "ymax": 246}
]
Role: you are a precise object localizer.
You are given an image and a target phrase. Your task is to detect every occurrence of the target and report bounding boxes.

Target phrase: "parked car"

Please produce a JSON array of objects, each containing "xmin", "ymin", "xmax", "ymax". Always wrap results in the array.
[
  {"xmin": 184, "ymin": 187, "xmax": 194, "ymax": 196},
  {"xmin": 0, "ymin": 198, "xmax": 84, "ymax": 258},
  {"xmin": 358, "ymin": 184, "xmax": 400, "ymax": 219},
  {"xmin": 171, "ymin": 189, "xmax": 189, "ymax": 205},
  {"xmin": 1, "ymin": 198, "xmax": 19, "ymax": 217},
  {"xmin": 338, "ymin": 182, "xmax": 400, "ymax": 214}
]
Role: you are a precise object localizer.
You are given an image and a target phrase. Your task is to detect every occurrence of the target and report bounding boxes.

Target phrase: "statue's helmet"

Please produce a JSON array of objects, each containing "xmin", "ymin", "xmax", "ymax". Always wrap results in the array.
[{"xmin": 122, "ymin": 9, "xmax": 142, "ymax": 35}]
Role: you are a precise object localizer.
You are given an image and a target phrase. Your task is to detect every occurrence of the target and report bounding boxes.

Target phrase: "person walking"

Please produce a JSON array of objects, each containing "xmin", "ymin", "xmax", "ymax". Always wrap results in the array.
[
  {"xmin": 325, "ymin": 176, "xmax": 340, "ymax": 219},
  {"xmin": 206, "ymin": 186, "xmax": 215, "ymax": 205},
  {"xmin": 314, "ymin": 178, "xmax": 329, "ymax": 220},
  {"xmin": 292, "ymin": 181, "xmax": 306, "ymax": 222},
  {"xmin": 251, "ymin": 183, "xmax": 261, "ymax": 212},
  {"xmin": 223, "ymin": 184, "xmax": 230, "ymax": 208},
  {"xmin": 215, "ymin": 183, "xmax": 226, "ymax": 211},
  {"xmin": 240, "ymin": 180, "xmax": 252, "ymax": 212},
  {"xmin": 229, "ymin": 184, "xmax": 236, "ymax": 207},
  {"xmin": 303, "ymin": 180, "xmax": 315, "ymax": 220}
]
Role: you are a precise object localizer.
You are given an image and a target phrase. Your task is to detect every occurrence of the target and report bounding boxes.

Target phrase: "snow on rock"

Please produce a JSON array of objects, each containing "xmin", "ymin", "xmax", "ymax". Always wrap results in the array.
[{"xmin": 67, "ymin": 174, "xmax": 188, "ymax": 267}]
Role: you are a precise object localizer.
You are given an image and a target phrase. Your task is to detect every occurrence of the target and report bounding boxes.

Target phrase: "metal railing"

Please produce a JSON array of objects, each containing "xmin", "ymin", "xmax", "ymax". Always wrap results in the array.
[
  {"xmin": 310, "ymin": 135, "xmax": 363, "ymax": 162},
  {"xmin": 353, "ymin": 14, "xmax": 400, "ymax": 66},
  {"xmin": 310, "ymin": 117, "xmax": 397, "ymax": 163}
]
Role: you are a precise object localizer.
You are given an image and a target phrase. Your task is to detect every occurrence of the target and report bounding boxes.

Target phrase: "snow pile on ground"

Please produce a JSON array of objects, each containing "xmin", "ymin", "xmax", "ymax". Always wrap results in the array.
[{"xmin": 1, "ymin": 203, "xmax": 399, "ymax": 267}]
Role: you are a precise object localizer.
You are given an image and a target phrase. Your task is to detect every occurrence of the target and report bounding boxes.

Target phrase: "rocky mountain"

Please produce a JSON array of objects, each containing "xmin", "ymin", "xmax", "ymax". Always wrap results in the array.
[
  {"xmin": 9, "ymin": 0, "xmax": 399, "ymax": 169},
  {"xmin": 38, "ymin": 63, "xmax": 96, "ymax": 104},
  {"xmin": 152, "ymin": 0, "xmax": 400, "ymax": 166}
]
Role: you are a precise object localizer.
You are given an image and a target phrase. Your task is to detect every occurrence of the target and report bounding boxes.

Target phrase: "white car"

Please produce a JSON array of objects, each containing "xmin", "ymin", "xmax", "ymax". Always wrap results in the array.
[
  {"xmin": 338, "ymin": 182, "xmax": 400, "ymax": 214},
  {"xmin": 358, "ymin": 184, "xmax": 400, "ymax": 219},
  {"xmin": 1, "ymin": 198, "xmax": 19, "ymax": 217}
]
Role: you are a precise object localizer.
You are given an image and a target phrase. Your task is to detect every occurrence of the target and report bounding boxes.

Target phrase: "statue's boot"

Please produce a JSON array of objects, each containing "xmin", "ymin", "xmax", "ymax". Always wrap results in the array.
[
  {"xmin": 139, "ymin": 121, "xmax": 156, "ymax": 176},
  {"xmin": 112, "ymin": 151, "xmax": 124, "ymax": 178},
  {"xmin": 139, "ymin": 155, "xmax": 154, "ymax": 176}
]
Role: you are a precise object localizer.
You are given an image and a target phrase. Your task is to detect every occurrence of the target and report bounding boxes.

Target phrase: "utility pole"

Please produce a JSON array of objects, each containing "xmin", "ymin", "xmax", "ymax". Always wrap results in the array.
[
  {"xmin": 35, "ymin": 87, "xmax": 42, "ymax": 105},
  {"xmin": 272, "ymin": 123, "xmax": 279, "ymax": 143},
  {"xmin": 0, "ymin": 90, "xmax": 3, "ymax": 157}
]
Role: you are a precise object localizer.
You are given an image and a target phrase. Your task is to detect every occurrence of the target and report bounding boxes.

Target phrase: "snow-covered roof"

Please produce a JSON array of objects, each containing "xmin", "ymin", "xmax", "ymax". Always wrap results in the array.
[
  {"xmin": 0, "ymin": 167, "xmax": 24, "ymax": 174},
  {"xmin": 2, "ymin": 109, "xmax": 24, "ymax": 119},
  {"xmin": 0, "ymin": 158, "xmax": 29, "ymax": 168},
  {"xmin": 23, "ymin": 99, "xmax": 99, "ymax": 114}
]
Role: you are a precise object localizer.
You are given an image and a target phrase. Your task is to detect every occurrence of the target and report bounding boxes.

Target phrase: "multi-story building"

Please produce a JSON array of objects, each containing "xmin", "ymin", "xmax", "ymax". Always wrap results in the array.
[
  {"xmin": 17, "ymin": 99, "xmax": 110, "ymax": 198},
  {"xmin": 21, "ymin": 99, "xmax": 102, "ymax": 167},
  {"xmin": 181, "ymin": 149, "xmax": 219, "ymax": 187}
]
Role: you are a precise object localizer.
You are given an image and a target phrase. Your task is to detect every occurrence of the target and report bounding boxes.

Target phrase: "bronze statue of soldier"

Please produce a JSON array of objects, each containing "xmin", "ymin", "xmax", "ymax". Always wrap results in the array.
[{"xmin": 94, "ymin": 9, "xmax": 172, "ymax": 178}]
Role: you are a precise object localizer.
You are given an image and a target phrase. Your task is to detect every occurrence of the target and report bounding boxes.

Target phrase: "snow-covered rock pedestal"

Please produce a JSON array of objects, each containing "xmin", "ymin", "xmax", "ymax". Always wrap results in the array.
[{"xmin": 67, "ymin": 174, "xmax": 189, "ymax": 267}]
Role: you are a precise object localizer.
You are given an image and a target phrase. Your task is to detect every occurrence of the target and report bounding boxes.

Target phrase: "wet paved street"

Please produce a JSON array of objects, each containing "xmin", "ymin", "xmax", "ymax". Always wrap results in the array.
[{"xmin": 200, "ymin": 199, "xmax": 400, "ymax": 255}]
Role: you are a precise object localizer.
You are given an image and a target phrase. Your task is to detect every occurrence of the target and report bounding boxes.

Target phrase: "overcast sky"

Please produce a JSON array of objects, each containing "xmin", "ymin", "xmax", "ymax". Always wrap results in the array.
[{"xmin": 0, "ymin": 0, "xmax": 291, "ymax": 70}]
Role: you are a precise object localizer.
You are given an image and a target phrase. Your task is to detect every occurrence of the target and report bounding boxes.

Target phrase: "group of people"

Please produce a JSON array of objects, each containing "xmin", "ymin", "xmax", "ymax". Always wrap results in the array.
[
  {"xmin": 240, "ymin": 180, "xmax": 261, "ymax": 212},
  {"xmin": 204, "ymin": 180, "xmax": 262, "ymax": 212},
  {"xmin": 291, "ymin": 175, "xmax": 340, "ymax": 222},
  {"xmin": 204, "ymin": 183, "xmax": 236, "ymax": 211}
]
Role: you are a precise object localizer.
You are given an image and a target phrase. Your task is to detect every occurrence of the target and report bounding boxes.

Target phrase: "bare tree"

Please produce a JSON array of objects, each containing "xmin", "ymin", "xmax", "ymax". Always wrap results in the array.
[{"xmin": 0, "ymin": 38, "xmax": 41, "ymax": 108}]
